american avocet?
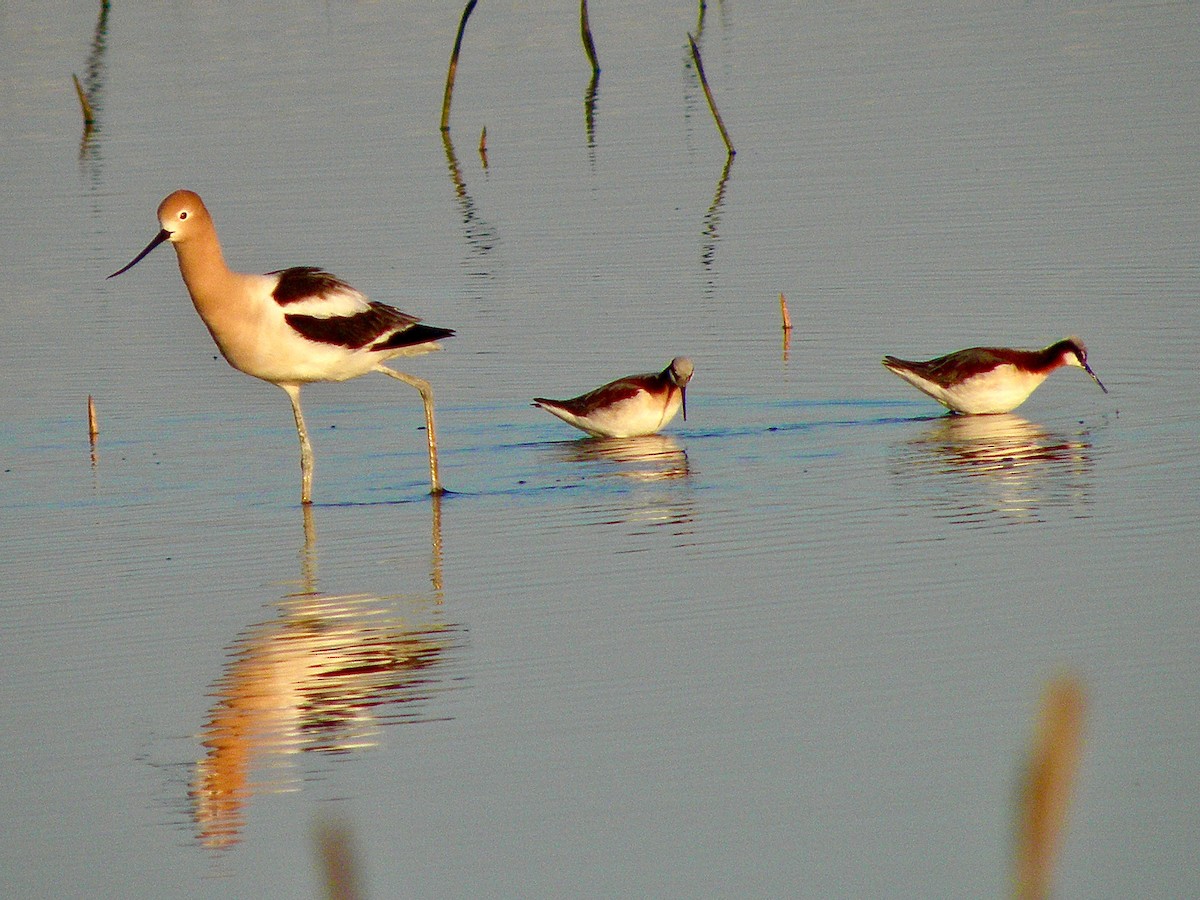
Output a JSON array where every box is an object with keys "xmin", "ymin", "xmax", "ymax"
[
  {"xmin": 108, "ymin": 190, "xmax": 454, "ymax": 502},
  {"xmin": 882, "ymin": 337, "xmax": 1107, "ymax": 415},
  {"xmin": 533, "ymin": 357, "xmax": 694, "ymax": 438}
]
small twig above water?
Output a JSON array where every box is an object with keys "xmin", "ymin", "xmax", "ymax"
[
  {"xmin": 780, "ymin": 294, "xmax": 793, "ymax": 360},
  {"xmin": 87, "ymin": 394, "xmax": 99, "ymax": 444}
]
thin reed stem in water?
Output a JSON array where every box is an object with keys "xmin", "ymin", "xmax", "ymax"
[
  {"xmin": 580, "ymin": 0, "xmax": 600, "ymax": 75},
  {"xmin": 72, "ymin": 73, "xmax": 95, "ymax": 126},
  {"xmin": 441, "ymin": 0, "xmax": 479, "ymax": 132},
  {"xmin": 687, "ymin": 33, "xmax": 734, "ymax": 157}
]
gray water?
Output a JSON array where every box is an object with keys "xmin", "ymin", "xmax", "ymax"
[{"xmin": 2, "ymin": 1, "xmax": 1198, "ymax": 897}]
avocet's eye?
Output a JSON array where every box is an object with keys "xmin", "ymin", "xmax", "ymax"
[{"xmin": 179, "ymin": 211, "xmax": 188, "ymax": 220}]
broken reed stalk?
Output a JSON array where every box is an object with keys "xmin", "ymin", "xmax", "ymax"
[
  {"xmin": 687, "ymin": 33, "xmax": 734, "ymax": 157},
  {"xmin": 779, "ymin": 293, "xmax": 793, "ymax": 331},
  {"xmin": 87, "ymin": 394, "xmax": 99, "ymax": 443},
  {"xmin": 780, "ymin": 294, "xmax": 792, "ymax": 361},
  {"xmin": 72, "ymin": 73, "xmax": 95, "ymax": 126},
  {"xmin": 479, "ymin": 125, "xmax": 489, "ymax": 168},
  {"xmin": 440, "ymin": 0, "xmax": 479, "ymax": 132},
  {"xmin": 1014, "ymin": 674, "xmax": 1087, "ymax": 900},
  {"xmin": 580, "ymin": 0, "xmax": 600, "ymax": 75}
]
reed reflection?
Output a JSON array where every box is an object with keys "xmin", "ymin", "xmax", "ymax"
[
  {"xmin": 580, "ymin": 0, "xmax": 600, "ymax": 157},
  {"xmin": 75, "ymin": 0, "xmax": 110, "ymax": 166},
  {"xmin": 441, "ymin": 128, "xmax": 497, "ymax": 261},
  {"xmin": 692, "ymin": 0, "xmax": 733, "ymax": 40},
  {"xmin": 890, "ymin": 414, "xmax": 1096, "ymax": 525},
  {"xmin": 681, "ymin": 22, "xmax": 736, "ymax": 294},
  {"xmin": 700, "ymin": 155, "xmax": 733, "ymax": 289},
  {"xmin": 191, "ymin": 501, "xmax": 459, "ymax": 849}
]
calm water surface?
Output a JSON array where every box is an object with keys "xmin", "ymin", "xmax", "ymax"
[{"xmin": 2, "ymin": 1, "xmax": 1198, "ymax": 897}]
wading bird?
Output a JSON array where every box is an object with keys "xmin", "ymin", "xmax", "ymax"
[
  {"xmin": 882, "ymin": 338, "xmax": 1106, "ymax": 414},
  {"xmin": 109, "ymin": 190, "xmax": 453, "ymax": 502},
  {"xmin": 534, "ymin": 357, "xmax": 694, "ymax": 438}
]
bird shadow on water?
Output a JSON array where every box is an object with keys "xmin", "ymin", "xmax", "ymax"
[
  {"xmin": 187, "ymin": 501, "xmax": 464, "ymax": 851},
  {"xmin": 887, "ymin": 413, "xmax": 1101, "ymax": 528}
]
